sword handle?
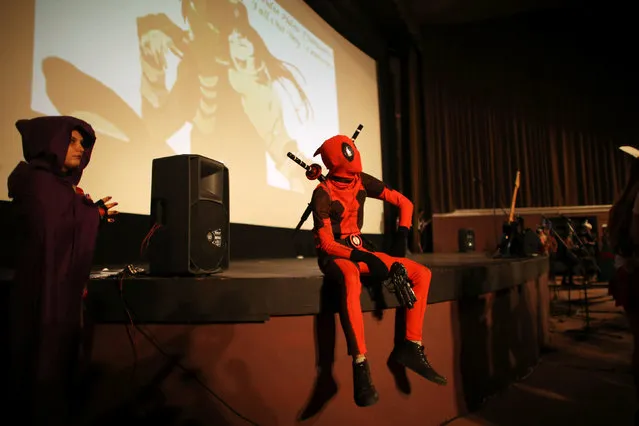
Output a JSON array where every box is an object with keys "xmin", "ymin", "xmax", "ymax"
[
  {"xmin": 351, "ymin": 124, "xmax": 363, "ymax": 141},
  {"xmin": 287, "ymin": 152, "xmax": 326, "ymax": 182}
]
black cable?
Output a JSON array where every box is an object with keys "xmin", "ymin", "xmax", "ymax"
[
  {"xmin": 119, "ymin": 274, "xmax": 139, "ymax": 381},
  {"xmin": 117, "ymin": 267, "xmax": 261, "ymax": 426}
]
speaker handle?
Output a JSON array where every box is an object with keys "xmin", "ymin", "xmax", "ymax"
[{"xmin": 151, "ymin": 198, "xmax": 166, "ymax": 226}]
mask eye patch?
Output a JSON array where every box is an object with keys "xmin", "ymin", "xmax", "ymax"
[{"xmin": 341, "ymin": 142, "xmax": 354, "ymax": 162}]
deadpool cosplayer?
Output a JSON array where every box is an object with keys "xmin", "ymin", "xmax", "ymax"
[{"xmin": 310, "ymin": 134, "xmax": 447, "ymax": 407}]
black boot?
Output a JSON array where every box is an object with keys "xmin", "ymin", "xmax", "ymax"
[
  {"xmin": 352, "ymin": 360, "xmax": 379, "ymax": 407},
  {"xmin": 389, "ymin": 340, "xmax": 447, "ymax": 386}
]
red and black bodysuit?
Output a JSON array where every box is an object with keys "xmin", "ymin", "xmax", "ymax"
[
  {"xmin": 310, "ymin": 134, "xmax": 446, "ymax": 407},
  {"xmin": 311, "ymin": 134, "xmax": 431, "ymax": 355}
]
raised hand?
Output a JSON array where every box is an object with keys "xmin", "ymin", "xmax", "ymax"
[{"xmin": 92, "ymin": 195, "xmax": 119, "ymax": 223}]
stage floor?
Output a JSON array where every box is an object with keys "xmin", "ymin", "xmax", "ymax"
[
  {"xmin": 85, "ymin": 252, "xmax": 548, "ymax": 323},
  {"xmin": 0, "ymin": 252, "xmax": 549, "ymax": 323},
  {"xmin": 90, "ymin": 252, "xmax": 530, "ymax": 279}
]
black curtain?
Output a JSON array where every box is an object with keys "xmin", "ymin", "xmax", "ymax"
[{"xmin": 404, "ymin": 8, "xmax": 639, "ymax": 213}]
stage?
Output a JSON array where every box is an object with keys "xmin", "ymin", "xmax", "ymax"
[
  {"xmin": 1, "ymin": 252, "xmax": 547, "ymax": 323},
  {"xmin": 82, "ymin": 252, "xmax": 547, "ymax": 323},
  {"xmin": 0, "ymin": 252, "xmax": 551, "ymax": 425}
]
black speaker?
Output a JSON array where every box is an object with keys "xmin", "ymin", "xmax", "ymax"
[
  {"xmin": 149, "ymin": 155, "xmax": 230, "ymax": 276},
  {"xmin": 522, "ymin": 229, "xmax": 542, "ymax": 257},
  {"xmin": 458, "ymin": 228, "xmax": 476, "ymax": 252}
]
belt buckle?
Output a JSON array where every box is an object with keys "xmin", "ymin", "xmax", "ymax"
[{"xmin": 348, "ymin": 234, "xmax": 362, "ymax": 248}]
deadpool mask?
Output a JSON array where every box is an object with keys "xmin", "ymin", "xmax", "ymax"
[{"xmin": 313, "ymin": 134, "xmax": 362, "ymax": 178}]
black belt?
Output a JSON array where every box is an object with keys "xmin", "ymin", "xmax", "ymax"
[{"xmin": 336, "ymin": 234, "xmax": 376, "ymax": 251}]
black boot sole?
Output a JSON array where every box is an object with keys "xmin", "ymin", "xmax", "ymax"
[
  {"xmin": 390, "ymin": 351, "xmax": 448, "ymax": 386},
  {"xmin": 355, "ymin": 391, "xmax": 379, "ymax": 407},
  {"xmin": 386, "ymin": 356, "xmax": 411, "ymax": 395}
]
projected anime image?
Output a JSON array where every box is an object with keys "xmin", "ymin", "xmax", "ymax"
[{"xmin": 31, "ymin": 0, "xmax": 339, "ymax": 196}]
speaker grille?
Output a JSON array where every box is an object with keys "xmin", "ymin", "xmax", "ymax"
[{"xmin": 190, "ymin": 200, "xmax": 229, "ymax": 272}]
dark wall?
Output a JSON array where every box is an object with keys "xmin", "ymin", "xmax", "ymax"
[{"xmin": 422, "ymin": 6, "xmax": 638, "ymax": 133}]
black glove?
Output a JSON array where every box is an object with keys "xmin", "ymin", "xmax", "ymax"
[
  {"xmin": 389, "ymin": 226, "xmax": 409, "ymax": 257},
  {"xmin": 350, "ymin": 250, "xmax": 389, "ymax": 279},
  {"xmin": 95, "ymin": 199, "xmax": 109, "ymax": 224}
]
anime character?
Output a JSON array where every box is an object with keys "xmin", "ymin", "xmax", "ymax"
[
  {"xmin": 41, "ymin": 0, "xmax": 315, "ymax": 194},
  {"xmin": 137, "ymin": 0, "xmax": 313, "ymax": 189}
]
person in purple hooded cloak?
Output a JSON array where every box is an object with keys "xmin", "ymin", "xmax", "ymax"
[{"xmin": 6, "ymin": 116, "xmax": 118, "ymax": 425}]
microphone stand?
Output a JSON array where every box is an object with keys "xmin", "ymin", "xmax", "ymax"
[
  {"xmin": 474, "ymin": 177, "xmax": 508, "ymax": 256},
  {"xmin": 287, "ymin": 153, "xmax": 325, "ymax": 259},
  {"xmin": 543, "ymin": 216, "xmax": 577, "ymax": 315},
  {"xmin": 561, "ymin": 216, "xmax": 601, "ymax": 336}
]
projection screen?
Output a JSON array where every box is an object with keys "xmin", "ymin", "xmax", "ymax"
[{"xmin": 2, "ymin": 0, "xmax": 384, "ymax": 233}]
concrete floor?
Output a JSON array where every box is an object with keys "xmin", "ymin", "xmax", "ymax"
[{"xmin": 447, "ymin": 282, "xmax": 636, "ymax": 426}]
